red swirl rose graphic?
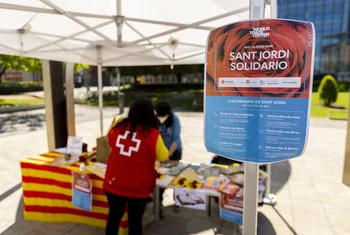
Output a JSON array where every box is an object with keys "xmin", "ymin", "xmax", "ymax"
[{"xmin": 206, "ymin": 19, "xmax": 313, "ymax": 98}]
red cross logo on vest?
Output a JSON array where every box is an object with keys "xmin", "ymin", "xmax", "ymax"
[{"xmin": 116, "ymin": 131, "xmax": 141, "ymax": 157}]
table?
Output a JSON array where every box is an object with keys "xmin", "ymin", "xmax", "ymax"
[
  {"xmin": 20, "ymin": 152, "xmax": 265, "ymax": 232},
  {"xmin": 20, "ymin": 152, "xmax": 129, "ymax": 235},
  {"xmin": 154, "ymin": 172, "xmax": 220, "ymax": 219},
  {"xmin": 154, "ymin": 167, "xmax": 265, "ymax": 220}
]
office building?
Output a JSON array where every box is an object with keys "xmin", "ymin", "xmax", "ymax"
[{"xmin": 278, "ymin": 0, "xmax": 350, "ymax": 80}]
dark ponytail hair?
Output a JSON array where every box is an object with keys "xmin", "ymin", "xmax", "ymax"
[
  {"xmin": 155, "ymin": 101, "xmax": 174, "ymax": 128},
  {"xmin": 116, "ymin": 98, "xmax": 158, "ymax": 137}
]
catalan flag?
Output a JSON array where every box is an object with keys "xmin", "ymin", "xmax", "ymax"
[{"xmin": 20, "ymin": 152, "xmax": 128, "ymax": 235}]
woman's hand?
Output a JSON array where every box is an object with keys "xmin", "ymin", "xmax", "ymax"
[{"xmin": 168, "ymin": 142, "xmax": 178, "ymax": 158}]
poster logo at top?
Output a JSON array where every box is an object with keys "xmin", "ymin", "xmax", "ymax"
[{"xmin": 204, "ymin": 19, "xmax": 315, "ymax": 163}]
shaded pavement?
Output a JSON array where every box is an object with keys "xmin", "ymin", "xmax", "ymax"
[{"xmin": 0, "ymin": 105, "xmax": 350, "ymax": 234}]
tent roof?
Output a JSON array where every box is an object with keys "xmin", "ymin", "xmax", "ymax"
[{"xmin": 0, "ymin": 0, "xmax": 272, "ymax": 66}]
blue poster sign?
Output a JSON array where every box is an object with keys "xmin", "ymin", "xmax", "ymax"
[
  {"xmin": 204, "ymin": 19, "xmax": 315, "ymax": 163},
  {"xmin": 220, "ymin": 193, "xmax": 243, "ymax": 225},
  {"xmin": 72, "ymin": 171, "xmax": 92, "ymax": 211}
]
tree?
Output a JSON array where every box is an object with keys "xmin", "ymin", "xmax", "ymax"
[
  {"xmin": 318, "ymin": 74, "xmax": 339, "ymax": 106},
  {"xmin": 74, "ymin": 63, "xmax": 89, "ymax": 72},
  {"xmin": 171, "ymin": 64, "xmax": 203, "ymax": 91},
  {"xmin": 0, "ymin": 54, "xmax": 90, "ymax": 84},
  {"xmin": 118, "ymin": 64, "xmax": 203, "ymax": 90},
  {"xmin": 0, "ymin": 55, "xmax": 42, "ymax": 83}
]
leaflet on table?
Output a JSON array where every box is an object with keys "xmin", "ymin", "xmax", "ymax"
[
  {"xmin": 174, "ymin": 188, "xmax": 206, "ymax": 211},
  {"xmin": 217, "ymin": 182, "xmax": 240, "ymax": 196},
  {"xmin": 85, "ymin": 162, "xmax": 107, "ymax": 179},
  {"xmin": 204, "ymin": 19, "xmax": 315, "ymax": 163},
  {"xmin": 196, "ymin": 163, "xmax": 221, "ymax": 178},
  {"xmin": 72, "ymin": 171, "xmax": 92, "ymax": 211},
  {"xmin": 203, "ymin": 174, "xmax": 230, "ymax": 190},
  {"xmin": 171, "ymin": 168, "xmax": 203, "ymax": 190},
  {"xmin": 164, "ymin": 163, "xmax": 190, "ymax": 176},
  {"xmin": 67, "ymin": 136, "xmax": 83, "ymax": 157},
  {"xmin": 55, "ymin": 147, "xmax": 68, "ymax": 154}
]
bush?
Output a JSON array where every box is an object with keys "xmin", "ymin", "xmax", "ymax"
[
  {"xmin": 312, "ymin": 80, "xmax": 321, "ymax": 92},
  {"xmin": 131, "ymin": 83, "xmax": 204, "ymax": 92},
  {"xmin": 313, "ymin": 80, "xmax": 349, "ymax": 92},
  {"xmin": 0, "ymin": 83, "xmax": 43, "ymax": 95},
  {"xmin": 2, "ymin": 81, "xmax": 43, "ymax": 85},
  {"xmin": 318, "ymin": 75, "xmax": 339, "ymax": 106},
  {"xmin": 338, "ymin": 81, "xmax": 350, "ymax": 92}
]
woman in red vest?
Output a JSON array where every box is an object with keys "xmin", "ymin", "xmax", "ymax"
[{"xmin": 103, "ymin": 98, "xmax": 169, "ymax": 235}]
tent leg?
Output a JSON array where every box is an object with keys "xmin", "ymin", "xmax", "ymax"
[
  {"xmin": 116, "ymin": 0, "xmax": 123, "ymax": 47},
  {"xmin": 116, "ymin": 67, "xmax": 124, "ymax": 114},
  {"xmin": 343, "ymin": 95, "xmax": 350, "ymax": 186},
  {"xmin": 97, "ymin": 46, "xmax": 104, "ymax": 136},
  {"xmin": 117, "ymin": 67, "xmax": 121, "ymax": 96},
  {"xmin": 65, "ymin": 62, "xmax": 76, "ymax": 136},
  {"xmin": 42, "ymin": 60, "xmax": 55, "ymax": 151},
  {"xmin": 270, "ymin": 0, "xmax": 277, "ymax": 18},
  {"xmin": 42, "ymin": 60, "xmax": 68, "ymax": 150},
  {"xmin": 243, "ymin": 163, "xmax": 259, "ymax": 235},
  {"xmin": 263, "ymin": 164, "xmax": 277, "ymax": 205},
  {"xmin": 243, "ymin": 1, "xmax": 265, "ymax": 235},
  {"xmin": 263, "ymin": 0, "xmax": 278, "ymax": 207}
]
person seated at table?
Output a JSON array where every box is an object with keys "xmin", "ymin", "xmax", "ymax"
[
  {"xmin": 103, "ymin": 98, "xmax": 169, "ymax": 235},
  {"xmin": 155, "ymin": 101, "xmax": 182, "ymax": 217}
]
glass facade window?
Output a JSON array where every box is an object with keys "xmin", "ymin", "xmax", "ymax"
[{"xmin": 277, "ymin": 0, "xmax": 350, "ymax": 80}]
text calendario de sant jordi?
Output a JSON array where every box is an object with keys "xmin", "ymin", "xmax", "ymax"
[{"xmin": 204, "ymin": 19, "xmax": 315, "ymax": 164}]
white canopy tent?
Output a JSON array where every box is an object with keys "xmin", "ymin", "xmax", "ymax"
[
  {"xmin": 0, "ymin": 0, "xmax": 274, "ymax": 136},
  {"xmin": 0, "ymin": 1, "xmax": 292, "ymax": 231},
  {"xmin": 0, "ymin": 0, "xmax": 273, "ymax": 66}
]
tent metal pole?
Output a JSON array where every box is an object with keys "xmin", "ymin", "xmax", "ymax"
[
  {"xmin": 125, "ymin": 22, "xmax": 170, "ymax": 58},
  {"xmin": 39, "ymin": 0, "xmax": 119, "ymax": 47},
  {"xmin": 0, "ymin": 2, "xmax": 113, "ymax": 19},
  {"xmin": 125, "ymin": 22, "xmax": 171, "ymax": 59},
  {"xmin": 116, "ymin": 67, "xmax": 121, "ymax": 96},
  {"xmin": 125, "ymin": 17, "xmax": 213, "ymax": 30},
  {"xmin": 116, "ymin": 67, "xmax": 124, "ymax": 114},
  {"xmin": 116, "ymin": 0, "xmax": 124, "ymax": 113},
  {"xmin": 27, "ymin": 31, "xmax": 93, "ymax": 43},
  {"xmin": 42, "ymin": 60, "xmax": 55, "ymax": 151},
  {"xmin": 270, "ymin": 0, "xmax": 278, "ymax": 18},
  {"xmin": 65, "ymin": 63, "xmax": 76, "ymax": 137},
  {"xmin": 0, "ymin": 29, "xmax": 17, "ymax": 33},
  {"xmin": 27, "ymin": 20, "xmax": 114, "ymax": 53},
  {"xmin": 102, "ymin": 44, "xmax": 168, "ymax": 64},
  {"xmin": 117, "ymin": 0, "xmax": 121, "ymax": 15},
  {"xmin": 175, "ymin": 52, "xmax": 205, "ymax": 61},
  {"xmin": 97, "ymin": 45, "xmax": 104, "ymax": 136},
  {"xmin": 178, "ymin": 42, "xmax": 206, "ymax": 48},
  {"xmin": 243, "ymin": 1, "xmax": 265, "ymax": 235},
  {"xmin": 0, "ymin": 43, "xmax": 20, "ymax": 53},
  {"xmin": 28, "ymin": 33, "xmax": 97, "ymax": 64},
  {"xmin": 0, "ymin": 2, "xmax": 212, "ymax": 31},
  {"xmin": 262, "ymin": 0, "xmax": 278, "ymax": 207},
  {"xmin": 126, "ymin": 6, "xmax": 249, "ymax": 46},
  {"xmin": 343, "ymin": 94, "xmax": 350, "ymax": 185},
  {"xmin": 116, "ymin": 0, "xmax": 123, "ymax": 47},
  {"xmin": 37, "ymin": 46, "xmax": 96, "ymax": 53}
]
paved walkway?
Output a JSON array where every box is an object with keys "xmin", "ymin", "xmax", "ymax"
[
  {"xmin": 0, "ymin": 106, "xmax": 350, "ymax": 234},
  {"xmin": 25, "ymin": 86, "xmax": 119, "ymax": 100}
]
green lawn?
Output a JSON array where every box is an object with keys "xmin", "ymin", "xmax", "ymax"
[
  {"xmin": 0, "ymin": 98, "xmax": 43, "ymax": 106},
  {"xmin": 86, "ymin": 90, "xmax": 350, "ymax": 119},
  {"xmin": 311, "ymin": 92, "xmax": 349, "ymax": 118}
]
